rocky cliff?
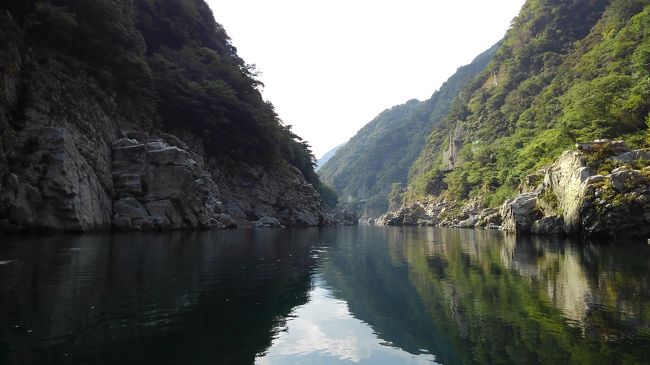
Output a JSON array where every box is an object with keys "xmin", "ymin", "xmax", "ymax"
[
  {"xmin": 403, "ymin": 0, "xmax": 650, "ymax": 231},
  {"xmin": 0, "ymin": 1, "xmax": 327, "ymax": 233},
  {"xmin": 377, "ymin": 141, "xmax": 650, "ymax": 238}
]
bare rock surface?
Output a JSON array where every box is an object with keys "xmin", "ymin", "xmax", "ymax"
[
  {"xmin": 111, "ymin": 132, "xmax": 226, "ymax": 231},
  {"xmin": 378, "ymin": 141, "xmax": 650, "ymax": 238},
  {"xmin": 1, "ymin": 127, "xmax": 112, "ymax": 232}
]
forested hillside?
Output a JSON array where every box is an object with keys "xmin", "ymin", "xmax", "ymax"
[
  {"xmin": 2, "ymin": 0, "xmax": 318, "ymax": 180},
  {"xmin": 0, "ymin": 0, "xmax": 328, "ymax": 231},
  {"xmin": 318, "ymin": 44, "xmax": 498, "ymax": 217},
  {"xmin": 408, "ymin": 0, "xmax": 650, "ymax": 207}
]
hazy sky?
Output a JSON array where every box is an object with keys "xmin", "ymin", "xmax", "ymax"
[{"xmin": 207, "ymin": 0, "xmax": 526, "ymax": 157}]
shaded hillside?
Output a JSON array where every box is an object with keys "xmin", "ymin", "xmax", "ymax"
[
  {"xmin": 0, "ymin": 0, "xmax": 327, "ymax": 232},
  {"xmin": 408, "ymin": 0, "xmax": 650, "ymax": 207},
  {"xmin": 318, "ymin": 44, "xmax": 498, "ymax": 217}
]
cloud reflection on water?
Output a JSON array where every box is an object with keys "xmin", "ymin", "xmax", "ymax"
[{"xmin": 256, "ymin": 276, "xmax": 438, "ymax": 365}]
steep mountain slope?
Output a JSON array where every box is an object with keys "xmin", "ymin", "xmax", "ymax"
[
  {"xmin": 316, "ymin": 143, "xmax": 345, "ymax": 171},
  {"xmin": 408, "ymin": 0, "xmax": 650, "ymax": 207},
  {"xmin": 318, "ymin": 44, "xmax": 498, "ymax": 217},
  {"xmin": 0, "ymin": 0, "xmax": 326, "ymax": 232}
]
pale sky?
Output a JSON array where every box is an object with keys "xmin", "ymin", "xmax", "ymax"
[{"xmin": 206, "ymin": 0, "xmax": 526, "ymax": 157}]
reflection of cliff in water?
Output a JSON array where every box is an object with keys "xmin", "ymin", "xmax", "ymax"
[
  {"xmin": 319, "ymin": 227, "xmax": 460, "ymax": 364},
  {"xmin": 506, "ymin": 235, "xmax": 650, "ymax": 339},
  {"xmin": 321, "ymin": 227, "xmax": 650, "ymax": 365},
  {"xmin": 0, "ymin": 230, "xmax": 319, "ymax": 365}
]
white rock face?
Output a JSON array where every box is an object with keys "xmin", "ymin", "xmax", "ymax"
[
  {"xmin": 501, "ymin": 148, "xmax": 650, "ymax": 237},
  {"xmin": 543, "ymin": 151, "xmax": 593, "ymax": 234},
  {"xmin": 500, "ymin": 192, "xmax": 542, "ymax": 233}
]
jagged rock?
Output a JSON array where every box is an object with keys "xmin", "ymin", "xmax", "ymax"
[
  {"xmin": 144, "ymin": 200, "xmax": 184, "ymax": 229},
  {"xmin": 255, "ymin": 216, "xmax": 284, "ymax": 228},
  {"xmin": 543, "ymin": 151, "xmax": 593, "ymax": 234},
  {"xmin": 500, "ymin": 192, "xmax": 542, "ymax": 233},
  {"xmin": 457, "ymin": 216, "xmax": 479, "ymax": 228},
  {"xmin": 502, "ymin": 146, "xmax": 650, "ymax": 237},
  {"xmin": 215, "ymin": 213, "xmax": 238, "ymax": 229},
  {"xmin": 580, "ymin": 165, "xmax": 650, "ymax": 237},
  {"xmin": 0, "ymin": 127, "xmax": 112, "ymax": 232},
  {"xmin": 114, "ymin": 174, "xmax": 142, "ymax": 195},
  {"xmin": 112, "ymin": 138, "xmax": 139, "ymax": 149},
  {"xmin": 475, "ymin": 210, "xmax": 502, "ymax": 228},
  {"xmin": 609, "ymin": 168, "xmax": 643, "ymax": 192},
  {"xmin": 112, "ymin": 197, "xmax": 156, "ymax": 231},
  {"xmin": 531, "ymin": 216, "xmax": 564, "ymax": 235},
  {"xmin": 576, "ymin": 139, "xmax": 629, "ymax": 155},
  {"xmin": 612, "ymin": 148, "xmax": 650, "ymax": 163},
  {"xmin": 111, "ymin": 132, "xmax": 223, "ymax": 231},
  {"xmin": 213, "ymin": 163, "xmax": 326, "ymax": 227}
]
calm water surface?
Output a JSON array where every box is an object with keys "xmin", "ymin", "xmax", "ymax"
[{"xmin": 0, "ymin": 227, "xmax": 649, "ymax": 364}]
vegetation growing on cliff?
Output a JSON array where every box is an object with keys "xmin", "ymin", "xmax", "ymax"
[
  {"xmin": 318, "ymin": 44, "xmax": 498, "ymax": 216},
  {"xmin": 409, "ymin": 0, "xmax": 650, "ymax": 207},
  {"xmin": 2, "ymin": 0, "xmax": 324, "ymax": 191}
]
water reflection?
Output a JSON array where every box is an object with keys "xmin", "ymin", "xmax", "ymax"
[
  {"xmin": 257, "ymin": 276, "xmax": 437, "ymax": 364},
  {"xmin": 320, "ymin": 227, "xmax": 650, "ymax": 365},
  {"xmin": 0, "ymin": 230, "xmax": 319, "ymax": 364},
  {"xmin": 1, "ymin": 227, "xmax": 649, "ymax": 364}
]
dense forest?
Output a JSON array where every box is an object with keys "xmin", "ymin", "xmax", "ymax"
[
  {"xmin": 1, "ymin": 0, "xmax": 324, "ymax": 193},
  {"xmin": 408, "ymin": 0, "xmax": 650, "ymax": 207},
  {"xmin": 318, "ymin": 44, "xmax": 498, "ymax": 217}
]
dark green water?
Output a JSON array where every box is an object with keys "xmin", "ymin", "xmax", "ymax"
[{"xmin": 0, "ymin": 227, "xmax": 649, "ymax": 365}]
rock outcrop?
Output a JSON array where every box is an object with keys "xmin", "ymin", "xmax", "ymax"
[
  {"xmin": 378, "ymin": 142, "xmax": 650, "ymax": 238},
  {"xmin": 0, "ymin": 126, "xmax": 328, "ymax": 233},
  {"xmin": 502, "ymin": 146, "xmax": 650, "ymax": 237},
  {"xmin": 209, "ymin": 162, "xmax": 327, "ymax": 227},
  {"xmin": 0, "ymin": 127, "xmax": 112, "ymax": 232},
  {"xmin": 110, "ymin": 132, "xmax": 230, "ymax": 231}
]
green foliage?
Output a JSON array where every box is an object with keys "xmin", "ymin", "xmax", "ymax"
[
  {"xmin": 319, "ymin": 44, "xmax": 498, "ymax": 217},
  {"xmin": 410, "ymin": 0, "xmax": 650, "ymax": 207},
  {"xmin": 387, "ymin": 183, "xmax": 404, "ymax": 211},
  {"xmin": 5, "ymin": 0, "xmax": 325, "ymax": 194},
  {"xmin": 316, "ymin": 182, "xmax": 339, "ymax": 208}
]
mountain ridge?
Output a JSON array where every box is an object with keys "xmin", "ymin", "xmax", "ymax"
[{"xmin": 319, "ymin": 43, "xmax": 499, "ymax": 217}]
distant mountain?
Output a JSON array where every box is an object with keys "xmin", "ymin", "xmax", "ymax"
[
  {"xmin": 318, "ymin": 44, "xmax": 498, "ymax": 217},
  {"xmin": 316, "ymin": 143, "xmax": 346, "ymax": 171}
]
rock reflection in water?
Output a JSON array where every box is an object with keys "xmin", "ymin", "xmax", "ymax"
[
  {"xmin": 319, "ymin": 227, "xmax": 650, "ymax": 365},
  {"xmin": 0, "ymin": 230, "xmax": 318, "ymax": 364}
]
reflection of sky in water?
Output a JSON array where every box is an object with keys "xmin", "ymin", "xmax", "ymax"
[{"xmin": 256, "ymin": 277, "xmax": 438, "ymax": 365}]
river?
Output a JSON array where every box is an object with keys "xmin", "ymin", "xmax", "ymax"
[{"xmin": 1, "ymin": 227, "xmax": 649, "ymax": 364}]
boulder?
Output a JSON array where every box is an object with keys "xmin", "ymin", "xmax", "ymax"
[
  {"xmin": 500, "ymin": 192, "xmax": 542, "ymax": 233},
  {"xmin": 457, "ymin": 215, "xmax": 478, "ymax": 228},
  {"xmin": 531, "ymin": 216, "xmax": 564, "ymax": 235},
  {"xmin": 255, "ymin": 216, "xmax": 284, "ymax": 228},
  {"xmin": 216, "ymin": 213, "xmax": 238, "ymax": 229}
]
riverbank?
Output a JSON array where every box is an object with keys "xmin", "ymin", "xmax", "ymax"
[{"xmin": 376, "ymin": 141, "xmax": 650, "ymax": 238}]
